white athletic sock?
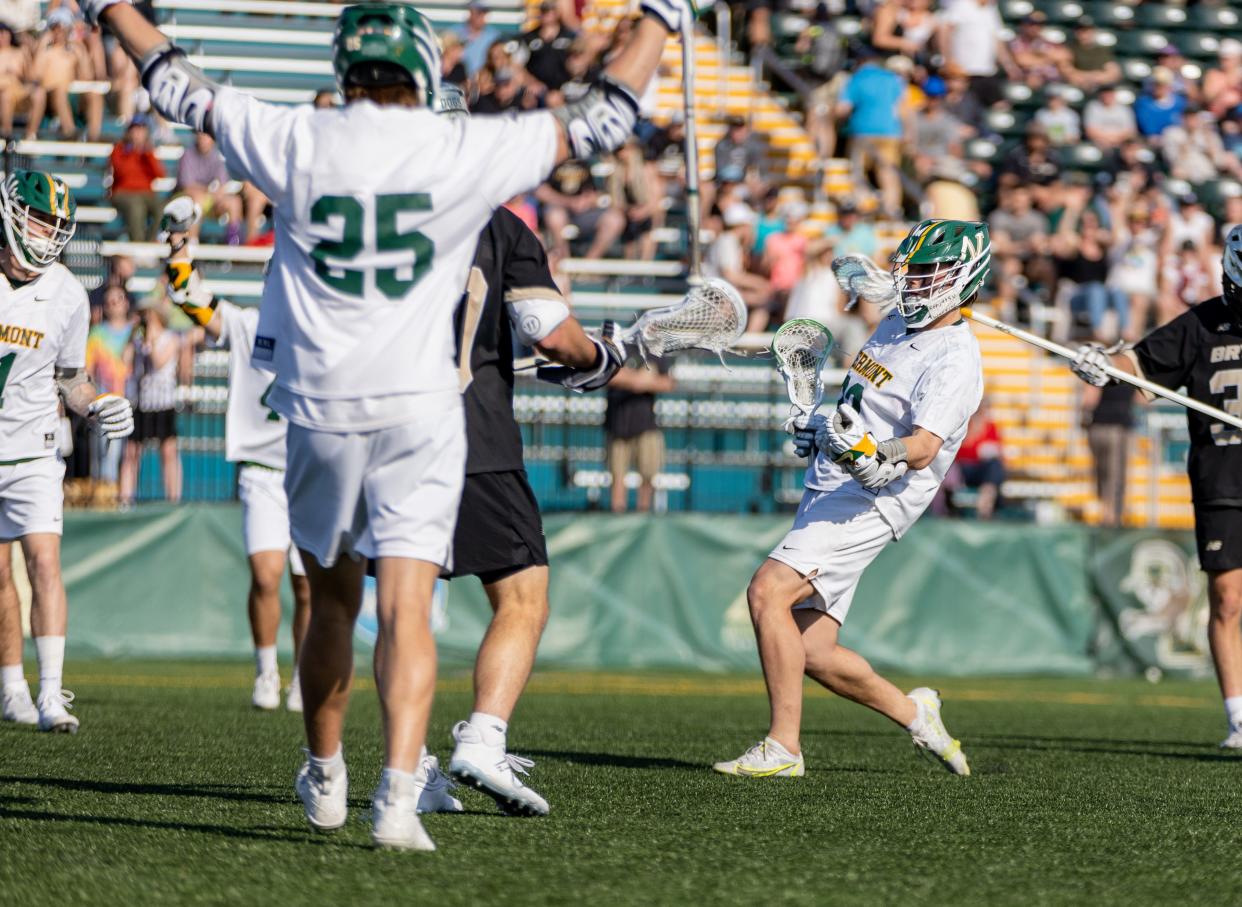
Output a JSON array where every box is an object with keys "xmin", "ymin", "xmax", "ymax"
[
  {"xmin": 2, "ymin": 663, "xmax": 26, "ymax": 688},
  {"xmin": 309, "ymin": 746, "xmax": 344, "ymax": 775},
  {"xmin": 469, "ymin": 711, "xmax": 508, "ymax": 748},
  {"xmin": 255, "ymin": 645, "xmax": 278, "ymax": 677},
  {"xmin": 35, "ymin": 636, "xmax": 64, "ymax": 699},
  {"xmin": 1225, "ymin": 696, "xmax": 1242, "ymax": 731},
  {"xmin": 289, "ymin": 665, "xmax": 300, "ymax": 689},
  {"xmin": 904, "ymin": 698, "xmax": 925, "ymax": 733},
  {"xmin": 380, "ymin": 766, "xmax": 419, "ymax": 792}
]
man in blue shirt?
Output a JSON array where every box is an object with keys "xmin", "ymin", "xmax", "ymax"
[
  {"xmin": 1134, "ymin": 66, "xmax": 1188, "ymax": 140},
  {"xmin": 835, "ymin": 52, "xmax": 909, "ymax": 217},
  {"xmin": 453, "ymin": 1, "xmax": 501, "ymax": 78}
]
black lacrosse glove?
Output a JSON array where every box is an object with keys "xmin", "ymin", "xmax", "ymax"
[{"xmin": 537, "ymin": 321, "xmax": 627, "ymax": 392}]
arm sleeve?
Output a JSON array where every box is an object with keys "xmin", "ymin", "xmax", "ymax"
[
  {"xmin": 57, "ymin": 292, "xmax": 90, "ymax": 370},
  {"xmin": 910, "ymin": 352, "xmax": 982, "ymax": 442},
  {"xmin": 209, "ymin": 87, "xmax": 300, "ymax": 204},
  {"xmin": 1129, "ymin": 312, "xmax": 1195, "ymax": 390},
  {"xmin": 463, "ymin": 112, "xmax": 561, "ymax": 209}
]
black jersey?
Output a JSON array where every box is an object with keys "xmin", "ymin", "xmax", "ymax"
[
  {"xmin": 455, "ymin": 206, "xmax": 562, "ymax": 475},
  {"xmin": 1131, "ymin": 296, "xmax": 1242, "ymax": 505}
]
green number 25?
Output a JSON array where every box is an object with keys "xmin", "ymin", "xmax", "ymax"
[{"xmin": 309, "ymin": 193, "xmax": 435, "ymax": 299}]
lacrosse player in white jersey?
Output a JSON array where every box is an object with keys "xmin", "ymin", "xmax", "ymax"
[
  {"xmin": 89, "ymin": 0, "xmax": 697, "ymax": 850},
  {"xmin": 0, "ymin": 170, "xmax": 133, "ymax": 733},
  {"xmin": 714, "ymin": 219, "xmax": 987, "ymax": 779},
  {"xmin": 159, "ymin": 197, "xmax": 311, "ymax": 714}
]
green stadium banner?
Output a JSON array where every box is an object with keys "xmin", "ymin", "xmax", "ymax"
[{"xmin": 25, "ymin": 506, "xmax": 1203, "ymax": 676}]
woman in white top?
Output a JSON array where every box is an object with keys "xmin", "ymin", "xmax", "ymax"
[
  {"xmin": 120, "ymin": 298, "xmax": 183, "ymax": 504},
  {"xmin": 872, "ymin": 0, "xmax": 937, "ymax": 62}
]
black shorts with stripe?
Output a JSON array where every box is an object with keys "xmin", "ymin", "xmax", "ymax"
[
  {"xmin": 1194, "ymin": 504, "xmax": 1242, "ymax": 573},
  {"xmin": 446, "ymin": 469, "xmax": 548, "ymax": 584}
]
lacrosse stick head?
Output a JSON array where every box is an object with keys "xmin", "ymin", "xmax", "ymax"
[
  {"xmin": 621, "ymin": 277, "xmax": 747, "ymax": 358},
  {"xmin": 772, "ymin": 318, "xmax": 834, "ymax": 415},
  {"xmin": 831, "ymin": 254, "xmax": 899, "ymax": 312}
]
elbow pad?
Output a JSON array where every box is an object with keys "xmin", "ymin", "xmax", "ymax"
[
  {"xmin": 140, "ymin": 43, "xmax": 218, "ymax": 133},
  {"xmin": 507, "ymin": 294, "xmax": 570, "ymax": 346},
  {"xmin": 552, "ymin": 77, "xmax": 639, "ymax": 159}
]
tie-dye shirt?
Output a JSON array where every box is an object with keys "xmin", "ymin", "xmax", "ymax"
[{"xmin": 86, "ymin": 322, "xmax": 132, "ymax": 396}]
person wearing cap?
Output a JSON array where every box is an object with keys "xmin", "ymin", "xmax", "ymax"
[
  {"xmin": 108, "ymin": 116, "xmax": 166, "ymax": 241},
  {"xmin": 835, "ymin": 48, "xmax": 908, "ymax": 217},
  {"xmin": 1164, "ymin": 108, "xmax": 1242, "ymax": 183},
  {"xmin": 1134, "ymin": 67, "xmax": 1188, "ymax": 141},
  {"xmin": 707, "ymin": 201, "xmax": 773, "ymax": 330},
  {"xmin": 1154, "ymin": 44, "xmax": 1198, "ymax": 104},
  {"xmin": 824, "ymin": 198, "xmax": 878, "ymax": 261},
  {"xmin": 713, "ymin": 114, "xmax": 768, "ymax": 190},
  {"xmin": 1059, "ymin": 17, "xmax": 1120, "ymax": 91},
  {"xmin": 1033, "ymin": 87, "xmax": 1081, "ymax": 146},
  {"xmin": 1204, "ymin": 38, "xmax": 1242, "ymax": 120},
  {"xmin": 452, "ymin": 1, "xmax": 500, "ymax": 78},
  {"xmin": 1083, "ymin": 84, "xmax": 1137, "ymax": 149}
]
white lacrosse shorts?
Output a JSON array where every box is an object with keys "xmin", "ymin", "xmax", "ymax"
[
  {"xmin": 0, "ymin": 454, "xmax": 65, "ymax": 540},
  {"xmin": 238, "ymin": 463, "xmax": 305, "ymax": 576},
  {"xmin": 284, "ymin": 405, "xmax": 466, "ymax": 570},
  {"xmin": 766, "ymin": 488, "xmax": 895, "ymax": 626}
]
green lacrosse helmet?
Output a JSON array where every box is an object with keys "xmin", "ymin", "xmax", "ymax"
[
  {"xmin": 0, "ymin": 169, "xmax": 76, "ymax": 274},
  {"xmin": 890, "ymin": 219, "xmax": 990, "ymax": 329},
  {"xmin": 332, "ymin": 3, "xmax": 441, "ymax": 105}
]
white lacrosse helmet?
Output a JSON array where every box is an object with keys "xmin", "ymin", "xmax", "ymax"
[
  {"xmin": 0, "ymin": 169, "xmax": 76, "ymax": 274},
  {"xmin": 1224, "ymin": 223, "xmax": 1242, "ymax": 316},
  {"xmin": 890, "ymin": 219, "xmax": 991, "ymax": 329}
]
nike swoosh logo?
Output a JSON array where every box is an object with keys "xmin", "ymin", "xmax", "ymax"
[{"xmin": 781, "ymin": 545, "xmax": 795, "ymax": 550}]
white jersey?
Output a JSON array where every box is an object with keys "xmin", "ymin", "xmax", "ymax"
[
  {"xmin": 0, "ymin": 264, "xmax": 89, "ymax": 460},
  {"xmin": 209, "ymin": 89, "xmax": 560, "ymax": 432},
  {"xmin": 214, "ymin": 300, "xmax": 286, "ymax": 470},
  {"xmin": 805, "ymin": 310, "xmax": 983, "ymax": 537}
]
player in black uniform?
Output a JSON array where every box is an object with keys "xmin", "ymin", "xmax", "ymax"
[
  {"xmin": 1072, "ymin": 227, "xmax": 1242, "ymax": 747},
  {"xmin": 424, "ymin": 85, "xmax": 624, "ymax": 815}
]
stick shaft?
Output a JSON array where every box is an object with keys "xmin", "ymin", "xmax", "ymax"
[
  {"xmin": 962, "ymin": 307, "xmax": 1242, "ymax": 430},
  {"xmin": 681, "ymin": 17, "xmax": 702, "ymax": 280}
]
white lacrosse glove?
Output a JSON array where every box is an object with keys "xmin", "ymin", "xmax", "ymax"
[
  {"xmin": 80, "ymin": 0, "xmax": 129, "ymax": 26},
  {"xmin": 790, "ymin": 413, "xmax": 827, "ymax": 459},
  {"xmin": 88, "ymin": 394, "xmax": 134, "ymax": 440},
  {"xmin": 1070, "ymin": 342, "xmax": 1114, "ymax": 387},
  {"xmin": 640, "ymin": 0, "xmax": 701, "ymax": 32},
  {"xmin": 825, "ymin": 403, "xmax": 909, "ymax": 490}
]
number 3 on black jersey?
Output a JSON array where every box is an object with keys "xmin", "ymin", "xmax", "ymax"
[
  {"xmin": 309, "ymin": 193, "xmax": 435, "ymax": 299},
  {"xmin": 1210, "ymin": 369, "xmax": 1242, "ymax": 446}
]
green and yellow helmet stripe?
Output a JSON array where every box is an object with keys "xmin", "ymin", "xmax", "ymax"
[{"xmin": 1, "ymin": 169, "xmax": 77, "ymax": 273}]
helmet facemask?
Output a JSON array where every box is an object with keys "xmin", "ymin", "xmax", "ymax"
[
  {"xmin": 1224, "ymin": 224, "xmax": 1242, "ymax": 318},
  {"xmin": 1, "ymin": 173, "xmax": 75, "ymax": 274}
]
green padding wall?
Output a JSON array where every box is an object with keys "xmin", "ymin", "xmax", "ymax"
[{"xmin": 47, "ymin": 507, "xmax": 1210, "ymax": 677}]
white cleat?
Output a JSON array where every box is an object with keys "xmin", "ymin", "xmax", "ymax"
[
  {"xmin": 36, "ymin": 689, "xmax": 79, "ymax": 734},
  {"xmin": 2, "ymin": 682, "xmax": 39, "ymax": 725},
  {"xmin": 448, "ymin": 720, "xmax": 549, "ymax": 817},
  {"xmin": 712, "ymin": 736, "xmax": 805, "ymax": 777},
  {"xmin": 907, "ymin": 687, "xmax": 970, "ymax": 776},
  {"xmin": 1220, "ymin": 730, "xmax": 1242, "ymax": 749},
  {"xmin": 372, "ymin": 769, "xmax": 436, "ymax": 851},
  {"xmin": 252, "ymin": 671, "xmax": 281, "ymax": 710},
  {"xmin": 285, "ymin": 678, "xmax": 303, "ymax": 714},
  {"xmin": 294, "ymin": 751, "xmax": 348, "ymax": 832},
  {"xmin": 416, "ymin": 753, "xmax": 463, "ymax": 814}
]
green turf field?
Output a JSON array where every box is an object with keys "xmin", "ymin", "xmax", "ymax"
[{"xmin": 1, "ymin": 662, "xmax": 1240, "ymax": 906}]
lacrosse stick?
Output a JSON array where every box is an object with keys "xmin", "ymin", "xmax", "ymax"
[
  {"xmin": 831, "ymin": 253, "xmax": 898, "ymax": 311},
  {"xmin": 618, "ymin": 276, "xmax": 747, "ymax": 360},
  {"xmin": 771, "ymin": 318, "xmax": 835, "ymax": 430},
  {"xmin": 681, "ymin": 16, "xmax": 703, "ymax": 280},
  {"xmin": 960, "ymin": 307, "xmax": 1242, "ymax": 431}
]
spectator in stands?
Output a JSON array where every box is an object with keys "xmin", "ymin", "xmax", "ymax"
[
  {"xmin": 88, "ymin": 253, "xmax": 135, "ymax": 323},
  {"xmin": 107, "ymin": 33, "xmax": 140, "ymax": 126},
  {"xmin": 1034, "ymin": 89, "xmax": 1081, "ymax": 147},
  {"xmin": 1163, "ymin": 109, "xmax": 1242, "ymax": 184},
  {"xmin": 707, "ymin": 202, "xmax": 773, "ymax": 331},
  {"xmin": 454, "ymin": 1, "xmax": 500, "ymax": 78},
  {"xmin": 1164, "ymin": 239, "xmax": 1214, "ymax": 321},
  {"xmin": 176, "ymin": 132, "xmax": 243, "ymax": 245},
  {"xmin": 1169, "ymin": 194, "xmax": 1218, "ymax": 260},
  {"xmin": 0, "ymin": 24, "xmax": 28, "ymax": 138},
  {"xmin": 609, "ymin": 138, "xmax": 660, "ymax": 261},
  {"xmin": 439, "ymin": 32, "xmax": 467, "ymax": 87},
  {"xmin": 1082, "ymin": 382, "xmax": 1136, "ymax": 527},
  {"xmin": 1107, "ymin": 194, "xmax": 1162, "ymax": 337},
  {"xmin": 604, "ymin": 360, "xmax": 674, "ymax": 514},
  {"xmin": 713, "ymin": 115, "xmax": 768, "ymax": 199},
  {"xmin": 1083, "ymin": 85, "xmax": 1137, "ymax": 149},
  {"xmin": 241, "ymin": 182, "xmax": 269, "ymax": 245},
  {"xmin": 871, "ymin": 0, "xmax": 938, "ymax": 63},
  {"xmin": 520, "ymin": 1, "xmax": 575, "ymax": 95},
  {"xmin": 85, "ymin": 285, "xmax": 133, "ymax": 507},
  {"xmin": 952, "ymin": 405, "xmax": 1004, "ymax": 520},
  {"xmin": 312, "ymin": 89, "xmax": 336, "ymax": 109},
  {"xmin": 936, "ymin": 0, "xmax": 1018, "ymax": 108},
  {"xmin": 537, "ymin": 158, "xmax": 625, "ymax": 262},
  {"xmin": 835, "ymin": 49, "xmax": 908, "ymax": 217},
  {"xmin": 1059, "ymin": 18, "xmax": 1119, "ymax": 91},
  {"xmin": 989, "ymin": 184, "xmax": 1051, "ymax": 320},
  {"xmin": 1134, "ymin": 67, "xmax": 1187, "ymax": 142},
  {"xmin": 1053, "ymin": 197, "xmax": 1127, "ymax": 341},
  {"xmin": 1204, "ymin": 39, "xmax": 1242, "ymax": 120},
  {"xmin": 27, "ymin": 9, "xmax": 86, "ymax": 139},
  {"xmin": 122, "ymin": 296, "xmax": 181, "ymax": 506},
  {"xmin": 999, "ymin": 124, "xmax": 1061, "ymax": 211},
  {"xmin": 939, "ymin": 63, "xmax": 984, "ymax": 136},
  {"xmin": 762, "ymin": 195, "xmax": 809, "ymax": 314},
  {"xmin": 473, "ymin": 63, "xmax": 526, "ymax": 114},
  {"xmin": 824, "ymin": 198, "xmax": 878, "ymax": 260},
  {"xmin": 1009, "ymin": 12, "xmax": 1066, "ymax": 90},
  {"xmin": 1154, "ymin": 45, "xmax": 1197, "ymax": 105},
  {"xmin": 909, "ymin": 76, "xmax": 966, "ymax": 182},
  {"xmin": 109, "ymin": 116, "xmax": 165, "ymax": 241}
]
